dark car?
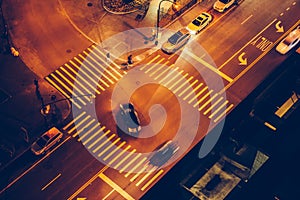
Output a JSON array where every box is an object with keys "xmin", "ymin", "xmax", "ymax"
[
  {"xmin": 119, "ymin": 103, "xmax": 141, "ymax": 136},
  {"xmin": 149, "ymin": 140, "xmax": 180, "ymax": 167}
]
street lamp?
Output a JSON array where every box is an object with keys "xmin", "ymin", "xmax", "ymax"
[{"xmin": 155, "ymin": 0, "xmax": 177, "ymax": 45}]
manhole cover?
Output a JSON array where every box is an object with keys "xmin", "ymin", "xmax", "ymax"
[
  {"xmin": 87, "ymin": 2, "xmax": 93, "ymax": 7},
  {"xmin": 66, "ymin": 49, "xmax": 72, "ymax": 53}
]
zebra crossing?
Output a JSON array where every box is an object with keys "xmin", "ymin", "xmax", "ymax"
[
  {"xmin": 139, "ymin": 54, "xmax": 234, "ymax": 123},
  {"xmin": 45, "ymin": 44, "xmax": 125, "ymax": 109},
  {"xmin": 62, "ymin": 111, "xmax": 165, "ymax": 192}
]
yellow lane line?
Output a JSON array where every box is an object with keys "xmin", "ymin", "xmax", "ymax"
[
  {"xmin": 72, "ymin": 118, "xmax": 95, "ymax": 138},
  {"xmin": 135, "ymin": 166, "xmax": 157, "ymax": 187},
  {"xmin": 193, "ymin": 88, "xmax": 211, "ymax": 108},
  {"xmin": 173, "ymin": 76, "xmax": 193, "ymax": 93},
  {"xmin": 213, "ymin": 103, "xmax": 234, "ymax": 123},
  {"xmin": 185, "ymin": 50, "xmax": 233, "ymax": 83},
  {"xmin": 63, "ymin": 111, "xmax": 86, "ymax": 131},
  {"xmin": 45, "ymin": 77, "xmax": 81, "ymax": 109},
  {"xmin": 87, "ymin": 47, "xmax": 122, "ymax": 79},
  {"xmin": 145, "ymin": 58, "xmax": 165, "ymax": 73},
  {"xmin": 124, "ymin": 157, "xmax": 147, "ymax": 178},
  {"xmin": 98, "ymin": 137, "xmax": 121, "ymax": 157},
  {"xmin": 203, "ymin": 96, "xmax": 224, "ymax": 115},
  {"xmin": 192, "ymin": 86, "xmax": 208, "ymax": 106},
  {"xmin": 88, "ymin": 129, "xmax": 110, "ymax": 149},
  {"xmin": 178, "ymin": 79, "xmax": 198, "ymax": 97},
  {"xmin": 198, "ymin": 92, "xmax": 217, "ymax": 111},
  {"xmin": 65, "ymin": 63, "xmax": 101, "ymax": 95},
  {"xmin": 119, "ymin": 153, "xmax": 141, "ymax": 173},
  {"xmin": 55, "ymin": 70, "xmax": 90, "ymax": 102},
  {"xmin": 92, "ymin": 134, "xmax": 115, "ymax": 153},
  {"xmin": 60, "ymin": 66, "xmax": 94, "ymax": 96},
  {"xmin": 184, "ymin": 83, "xmax": 203, "ymax": 101},
  {"xmin": 163, "ymin": 70, "xmax": 184, "ymax": 87},
  {"xmin": 209, "ymin": 100, "xmax": 228, "ymax": 119},
  {"xmin": 83, "ymin": 50, "xmax": 117, "ymax": 83},
  {"xmin": 68, "ymin": 115, "xmax": 91, "ymax": 135},
  {"xmin": 140, "ymin": 55, "xmax": 161, "ymax": 70},
  {"xmin": 114, "ymin": 149, "xmax": 136, "ymax": 169},
  {"xmin": 108, "ymin": 145, "xmax": 131, "ymax": 166},
  {"xmin": 41, "ymin": 173, "xmax": 61, "ymax": 191},
  {"xmin": 169, "ymin": 72, "xmax": 189, "ymax": 90},
  {"xmin": 154, "ymin": 64, "xmax": 175, "ymax": 81},
  {"xmin": 98, "ymin": 173, "xmax": 135, "ymax": 200},
  {"xmin": 77, "ymin": 121, "xmax": 100, "ymax": 141},
  {"xmin": 140, "ymin": 169, "xmax": 164, "ymax": 191},
  {"xmin": 218, "ymin": 18, "xmax": 278, "ymax": 70},
  {"xmin": 158, "ymin": 66, "xmax": 179, "ymax": 83},
  {"xmin": 103, "ymin": 141, "xmax": 126, "ymax": 161},
  {"xmin": 83, "ymin": 126, "xmax": 106, "ymax": 145},
  {"xmin": 76, "ymin": 56, "xmax": 110, "ymax": 88},
  {"xmin": 81, "ymin": 52, "xmax": 114, "ymax": 85},
  {"xmin": 149, "ymin": 60, "xmax": 169, "ymax": 77},
  {"xmin": 67, "ymin": 166, "xmax": 109, "ymax": 200},
  {"xmin": 221, "ymin": 20, "xmax": 300, "ymax": 93}
]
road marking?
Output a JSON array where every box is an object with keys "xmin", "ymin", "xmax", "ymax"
[
  {"xmin": 145, "ymin": 58, "xmax": 165, "ymax": 73},
  {"xmin": 114, "ymin": 149, "xmax": 136, "ymax": 169},
  {"xmin": 0, "ymin": 136, "xmax": 71, "ymax": 195},
  {"xmin": 63, "ymin": 111, "xmax": 86, "ymax": 131},
  {"xmin": 68, "ymin": 115, "xmax": 91, "ymax": 135},
  {"xmin": 218, "ymin": 18, "xmax": 277, "ymax": 70},
  {"xmin": 149, "ymin": 60, "xmax": 169, "ymax": 77},
  {"xmin": 184, "ymin": 82, "xmax": 203, "ymax": 101},
  {"xmin": 82, "ymin": 126, "xmax": 106, "ymax": 145},
  {"xmin": 187, "ymin": 83, "xmax": 204, "ymax": 103},
  {"xmin": 102, "ymin": 189, "xmax": 115, "ymax": 200},
  {"xmin": 68, "ymin": 166, "xmax": 109, "ymax": 200},
  {"xmin": 88, "ymin": 130, "xmax": 110, "ymax": 149},
  {"xmin": 45, "ymin": 77, "xmax": 81, "ymax": 109},
  {"xmin": 65, "ymin": 63, "xmax": 101, "ymax": 94},
  {"xmin": 203, "ymin": 96, "xmax": 224, "ymax": 115},
  {"xmin": 135, "ymin": 166, "xmax": 157, "ymax": 187},
  {"xmin": 159, "ymin": 67, "xmax": 179, "ymax": 84},
  {"xmin": 192, "ymin": 86, "xmax": 208, "ymax": 107},
  {"xmin": 178, "ymin": 79, "xmax": 198, "ymax": 97},
  {"xmin": 241, "ymin": 14, "xmax": 253, "ymax": 25},
  {"xmin": 198, "ymin": 92, "xmax": 217, "ymax": 111},
  {"xmin": 174, "ymin": 76, "xmax": 194, "ymax": 94},
  {"xmin": 98, "ymin": 173, "xmax": 135, "ymax": 200},
  {"xmin": 238, "ymin": 52, "xmax": 247, "ymax": 65},
  {"xmin": 130, "ymin": 164, "xmax": 148, "ymax": 182},
  {"xmin": 73, "ymin": 118, "xmax": 96, "ymax": 138},
  {"xmin": 98, "ymin": 137, "xmax": 121, "ymax": 157},
  {"xmin": 92, "ymin": 134, "xmax": 115, "ymax": 153},
  {"xmin": 185, "ymin": 50, "xmax": 233, "ymax": 83},
  {"xmin": 194, "ymin": 88, "xmax": 212, "ymax": 108},
  {"xmin": 77, "ymin": 122, "xmax": 100, "ymax": 141},
  {"xmin": 103, "ymin": 141, "xmax": 126, "ymax": 161},
  {"xmin": 209, "ymin": 100, "xmax": 228, "ymax": 119},
  {"xmin": 119, "ymin": 153, "xmax": 142, "ymax": 173},
  {"xmin": 140, "ymin": 169, "xmax": 164, "ymax": 191},
  {"xmin": 168, "ymin": 72, "xmax": 189, "ymax": 90},
  {"xmin": 41, "ymin": 173, "xmax": 61, "ymax": 191},
  {"xmin": 154, "ymin": 64, "xmax": 175, "ymax": 80},
  {"xmin": 108, "ymin": 145, "xmax": 131, "ymax": 166},
  {"xmin": 220, "ymin": 20, "xmax": 300, "ymax": 93},
  {"xmin": 140, "ymin": 55, "xmax": 160, "ymax": 70},
  {"xmin": 125, "ymin": 157, "xmax": 147, "ymax": 178},
  {"xmin": 213, "ymin": 103, "xmax": 234, "ymax": 123},
  {"xmin": 163, "ymin": 69, "xmax": 184, "ymax": 87}
]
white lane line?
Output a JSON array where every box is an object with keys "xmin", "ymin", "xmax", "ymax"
[
  {"xmin": 41, "ymin": 173, "xmax": 62, "ymax": 191},
  {"xmin": 241, "ymin": 14, "xmax": 253, "ymax": 25}
]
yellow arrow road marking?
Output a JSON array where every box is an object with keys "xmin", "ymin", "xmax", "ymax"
[{"xmin": 238, "ymin": 52, "xmax": 247, "ymax": 65}]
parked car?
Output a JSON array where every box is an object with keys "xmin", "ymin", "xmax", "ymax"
[
  {"xmin": 186, "ymin": 12, "xmax": 212, "ymax": 35},
  {"xmin": 120, "ymin": 103, "xmax": 141, "ymax": 136},
  {"xmin": 161, "ymin": 28, "xmax": 191, "ymax": 54},
  {"xmin": 276, "ymin": 26, "xmax": 300, "ymax": 55},
  {"xmin": 213, "ymin": 0, "xmax": 237, "ymax": 13},
  {"xmin": 148, "ymin": 140, "xmax": 180, "ymax": 167},
  {"xmin": 31, "ymin": 127, "xmax": 63, "ymax": 155}
]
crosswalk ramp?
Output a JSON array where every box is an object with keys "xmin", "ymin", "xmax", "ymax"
[
  {"xmin": 45, "ymin": 44, "xmax": 125, "ymax": 109},
  {"xmin": 62, "ymin": 111, "xmax": 165, "ymax": 191},
  {"xmin": 139, "ymin": 54, "xmax": 234, "ymax": 123}
]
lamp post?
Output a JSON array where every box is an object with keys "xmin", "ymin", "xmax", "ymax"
[{"xmin": 155, "ymin": 0, "xmax": 177, "ymax": 45}]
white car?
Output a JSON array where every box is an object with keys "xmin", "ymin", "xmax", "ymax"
[
  {"xmin": 31, "ymin": 127, "xmax": 63, "ymax": 155},
  {"xmin": 161, "ymin": 28, "xmax": 191, "ymax": 54},
  {"xmin": 213, "ymin": 0, "xmax": 237, "ymax": 13},
  {"xmin": 186, "ymin": 12, "xmax": 212, "ymax": 35},
  {"xmin": 276, "ymin": 26, "xmax": 300, "ymax": 55}
]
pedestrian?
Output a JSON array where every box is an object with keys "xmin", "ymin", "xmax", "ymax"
[{"xmin": 127, "ymin": 54, "xmax": 133, "ymax": 65}]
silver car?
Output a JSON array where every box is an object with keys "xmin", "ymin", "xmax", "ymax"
[
  {"xmin": 161, "ymin": 28, "xmax": 191, "ymax": 54},
  {"xmin": 31, "ymin": 127, "xmax": 63, "ymax": 155}
]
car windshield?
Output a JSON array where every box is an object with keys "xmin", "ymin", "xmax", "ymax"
[
  {"xmin": 219, "ymin": 0, "xmax": 230, "ymax": 3},
  {"xmin": 283, "ymin": 38, "xmax": 292, "ymax": 46},
  {"xmin": 36, "ymin": 137, "xmax": 48, "ymax": 147},
  {"xmin": 168, "ymin": 31, "xmax": 183, "ymax": 45},
  {"xmin": 192, "ymin": 19, "xmax": 201, "ymax": 26}
]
